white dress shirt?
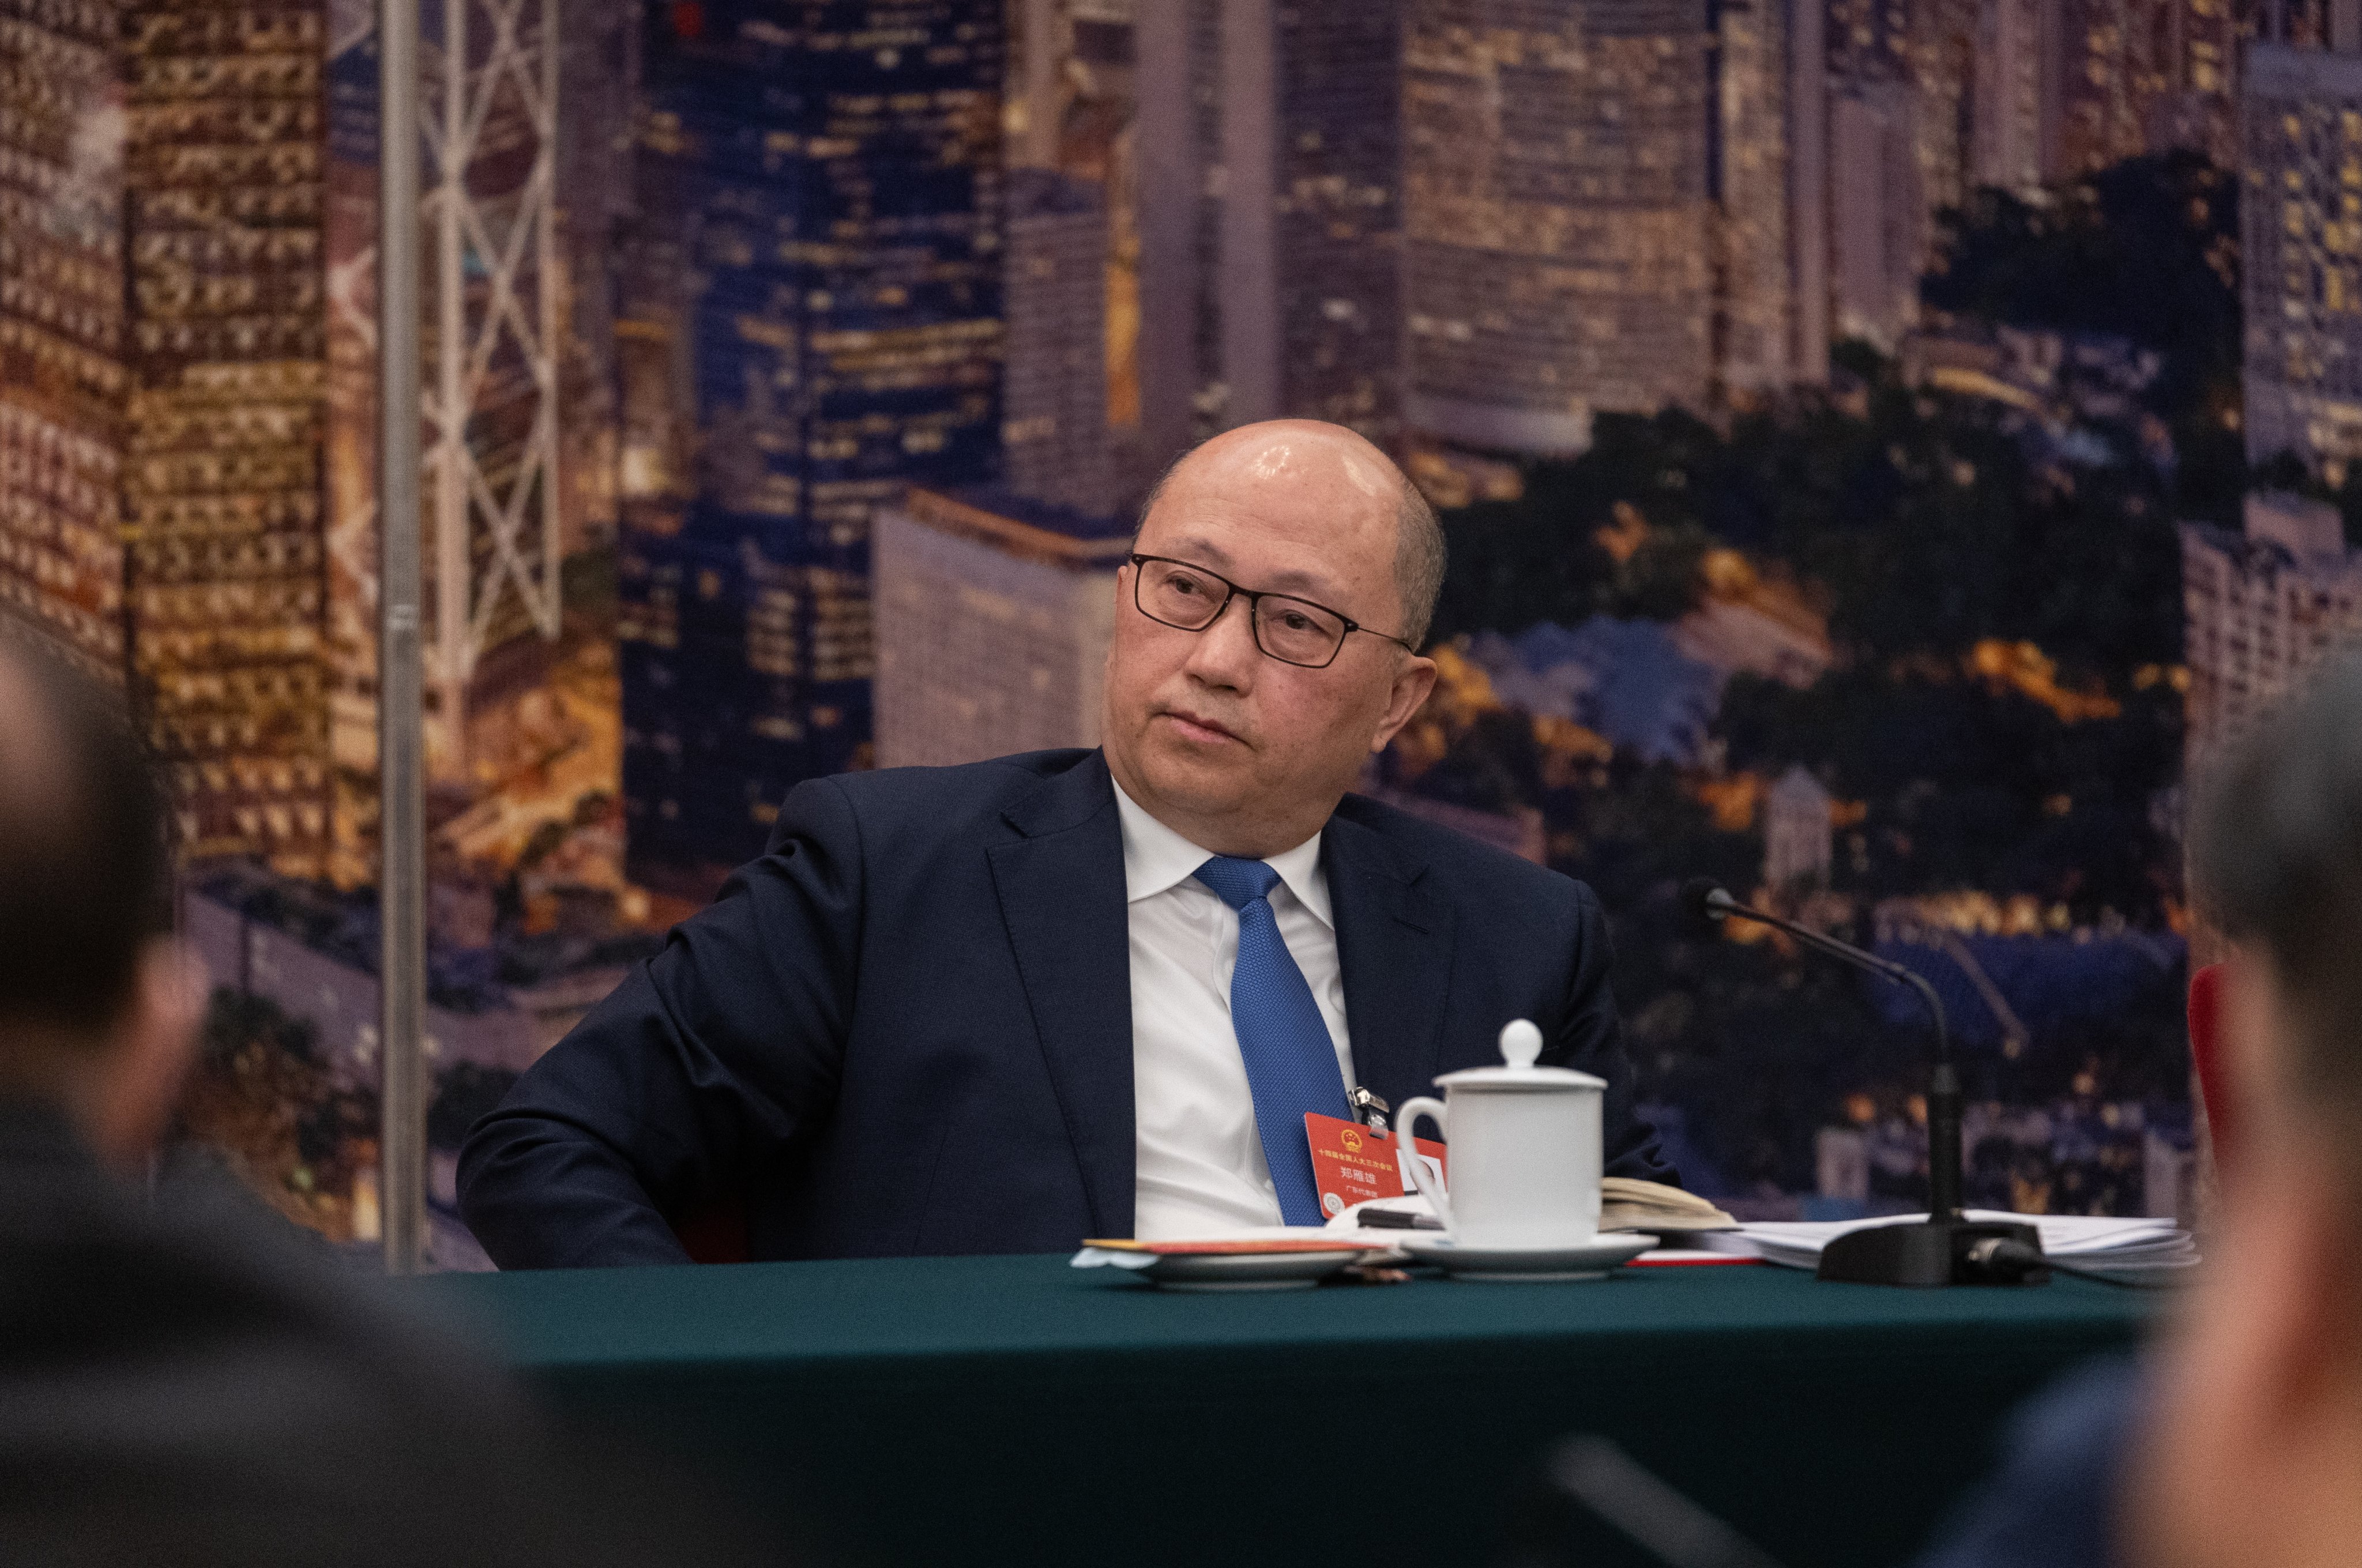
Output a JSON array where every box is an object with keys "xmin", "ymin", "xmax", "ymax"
[{"xmin": 1114, "ymin": 781, "xmax": 1357, "ymax": 1239}]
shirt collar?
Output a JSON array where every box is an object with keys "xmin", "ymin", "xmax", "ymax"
[{"xmin": 1111, "ymin": 780, "xmax": 1333, "ymax": 930}]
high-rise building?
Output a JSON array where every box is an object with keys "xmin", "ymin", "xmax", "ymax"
[
  {"xmin": 1763, "ymin": 763, "xmax": 1835, "ymax": 891},
  {"xmin": 2056, "ymin": 0, "xmax": 2150, "ymax": 175},
  {"xmin": 1889, "ymin": 0, "xmax": 2235, "ymax": 212},
  {"xmin": 1400, "ymin": 0, "xmax": 1836, "ymax": 456},
  {"xmin": 2241, "ymin": 43, "xmax": 2362, "ymax": 476},
  {"xmin": 616, "ymin": 1, "xmax": 1003, "ymax": 898},
  {"xmin": 2055, "ymin": 0, "xmax": 2241, "ymax": 175},
  {"xmin": 1972, "ymin": 0, "xmax": 2063, "ymax": 194},
  {"xmin": 1831, "ymin": 80, "xmax": 1923, "ymax": 348},
  {"xmin": 1402, "ymin": 0, "xmax": 1718, "ymax": 454},
  {"xmin": 1827, "ymin": 0, "xmax": 2232, "ymax": 351},
  {"xmin": 1831, "ymin": 0, "xmax": 1919, "ymax": 81},
  {"xmin": 1002, "ymin": 0, "xmax": 1142, "ymax": 474},
  {"xmin": 1905, "ymin": 0, "xmax": 1981, "ymax": 221},
  {"xmin": 1135, "ymin": 0, "xmax": 1404, "ymax": 465},
  {"xmin": 1789, "ymin": 0, "xmax": 1834, "ymax": 386},
  {"xmin": 2137, "ymin": 0, "xmax": 2238, "ymax": 168},
  {"xmin": 0, "ymin": 0, "xmax": 333, "ymax": 871},
  {"xmin": 872, "ymin": 486, "xmax": 1127, "ymax": 769},
  {"xmin": 5, "ymin": 0, "xmax": 628, "ymax": 888},
  {"xmin": 1820, "ymin": 0, "xmax": 1966, "ymax": 346},
  {"xmin": 1003, "ymin": 169, "xmax": 1114, "ymax": 513},
  {"xmin": 1959, "ymin": 0, "xmax": 2235, "ymax": 189},
  {"xmin": 321, "ymin": 0, "xmax": 632, "ymax": 887},
  {"xmin": 1718, "ymin": 0, "xmax": 1812, "ymax": 395},
  {"xmin": 2181, "ymin": 492, "xmax": 2362, "ymax": 765}
]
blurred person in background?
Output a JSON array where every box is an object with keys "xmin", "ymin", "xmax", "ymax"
[
  {"xmin": 1913, "ymin": 653, "xmax": 2362, "ymax": 1568},
  {"xmin": 0, "ymin": 637, "xmax": 772, "ymax": 1567},
  {"xmin": 2124, "ymin": 652, "xmax": 2362, "ymax": 1568}
]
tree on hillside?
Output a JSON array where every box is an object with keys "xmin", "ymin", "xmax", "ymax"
[{"xmin": 1922, "ymin": 150, "xmax": 2239, "ymax": 424}]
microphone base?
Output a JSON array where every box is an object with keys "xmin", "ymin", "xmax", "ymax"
[{"xmin": 1815, "ymin": 1219, "xmax": 2048, "ymax": 1288}]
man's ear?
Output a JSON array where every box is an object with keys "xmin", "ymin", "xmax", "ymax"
[
  {"xmin": 86, "ymin": 938, "xmax": 204, "ymax": 1170},
  {"xmin": 1370, "ymin": 653, "xmax": 1438, "ymax": 753}
]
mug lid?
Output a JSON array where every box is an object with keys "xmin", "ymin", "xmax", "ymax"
[{"xmin": 1431, "ymin": 1020, "xmax": 1608, "ymax": 1093}]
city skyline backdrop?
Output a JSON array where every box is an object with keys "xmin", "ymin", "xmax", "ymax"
[{"xmin": 5, "ymin": 0, "xmax": 2360, "ymax": 1261}]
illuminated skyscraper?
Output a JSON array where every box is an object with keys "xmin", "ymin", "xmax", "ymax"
[
  {"xmin": 1400, "ymin": 0, "xmax": 1848, "ymax": 454},
  {"xmin": 0, "ymin": 0, "xmax": 332, "ymax": 870},
  {"xmin": 616, "ymin": 1, "xmax": 1003, "ymax": 897},
  {"xmin": 1404, "ymin": 0, "xmax": 1754, "ymax": 453},
  {"xmin": 2241, "ymin": 43, "xmax": 2362, "ymax": 475},
  {"xmin": 5, "ymin": 0, "xmax": 627, "ymax": 887},
  {"xmin": 1823, "ymin": 0, "xmax": 1940, "ymax": 322},
  {"xmin": 1718, "ymin": 0, "xmax": 1815, "ymax": 394},
  {"xmin": 1905, "ymin": 0, "xmax": 1981, "ymax": 221},
  {"xmin": 1868, "ymin": 0, "xmax": 2234, "ymax": 225},
  {"xmin": 1831, "ymin": 0, "xmax": 1919, "ymax": 79},
  {"xmin": 2143, "ymin": 0, "xmax": 2239, "ymax": 167},
  {"xmin": 2056, "ymin": 0, "xmax": 2144, "ymax": 175},
  {"xmin": 1135, "ymin": 0, "xmax": 1404, "ymax": 463},
  {"xmin": 1815, "ymin": 0, "xmax": 2231, "ymax": 348},
  {"xmin": 1003, "ymin": 169, "xmax": 1114, "ymax": 513},
  {"xmin": 1830, "ymin": 80, "xmax": 1922, "ymax": 348},
  {"xmin": 2181, "ymin": 492, "xmax": 2362, "ymax": 766},
  {"xmin": 321, "ymin": 0, "xmax": 631, "ymax": 887},
  {"xmin": 2052, "ymin": 0, "xmax": 2239, "ymax": 175},
  {"xmin": 1972, "ymin": 0, "xmax": 2062, "ymax": 194},
  {"xmin": 872, "ymin": 486, "xmax": 1126, "ymax": 768},
  {"xmin": 1003, "ymin": 0, "xmax": 1142, "ymax": 482}
]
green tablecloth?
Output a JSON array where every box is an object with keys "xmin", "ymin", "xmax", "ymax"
[{"xmin": 419, "ymin": 1254, "xmax": 2156, "ymax": 1568}]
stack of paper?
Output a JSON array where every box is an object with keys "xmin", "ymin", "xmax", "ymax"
[{"xmin": 1702, "ymin": 1210, "xmax": 2199, "ymax": 1284}]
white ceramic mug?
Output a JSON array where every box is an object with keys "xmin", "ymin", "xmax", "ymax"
[{"xmin": 1394, "ymin": 1020, "xmax": 1605, "ymax": 1249}]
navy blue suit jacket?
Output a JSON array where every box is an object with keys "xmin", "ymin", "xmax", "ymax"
[{"xmin": 458, "ymin": 750, "xmax": 1671, "ymax": 1268}]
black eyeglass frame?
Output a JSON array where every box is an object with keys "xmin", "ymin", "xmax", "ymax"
[{"xmin": 1126, "ymin": 553, "xmax": 1418, "ymax": 669}]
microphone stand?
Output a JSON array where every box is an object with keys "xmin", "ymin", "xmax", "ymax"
[{"xmin": 1691, "ymin": 883, "xmax": 2045, "ymax": 1287}]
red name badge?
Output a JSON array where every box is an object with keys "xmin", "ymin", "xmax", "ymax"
[{"xmin": 1304, "ymin": 1112, "xmax": 1446, "ymax": 1221}]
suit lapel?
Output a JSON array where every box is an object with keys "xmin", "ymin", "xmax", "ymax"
[
  {"xmin": 1324, "ymin": 812, "xmax": 1454, "ymax": 1110},
  {"xmin": 987, "ymin": 753, "xmax": 1136, "ymax": 1238}
]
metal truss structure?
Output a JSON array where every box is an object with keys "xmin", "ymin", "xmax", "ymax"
[{"xmin": 421, "ymin": 0, "xmax": 562, "ymax": 737}]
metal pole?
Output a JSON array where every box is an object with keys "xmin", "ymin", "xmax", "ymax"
[
  {"xmin": 537, "ymin": 0, "xmax": 562, "ymax": 623},
  {"xmin": 378, "ymin": 0, "xmax": 427, "ymax": 1275},
  {"xmin": 434, "ymin": 0, "xmax": 470, "ymax": 759}
]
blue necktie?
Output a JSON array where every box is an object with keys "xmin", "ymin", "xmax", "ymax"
[{"xmin": 1194, "ymin": 855, "xmax": 1352, "ymax": 1225}]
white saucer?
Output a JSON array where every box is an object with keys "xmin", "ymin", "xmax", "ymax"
[
  {"xmin": 1397, "ymin": 1232, "xmax": 1653, "ymax": 1281},
  {"xmin": 1130, "ymin": 1249, "xmax": 1368, "ymax": 1291}
]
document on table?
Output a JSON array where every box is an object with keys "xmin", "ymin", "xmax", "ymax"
[{"xmin": 1699, "ymin": 1210, "xmax": 2200, "ymax": 1283}]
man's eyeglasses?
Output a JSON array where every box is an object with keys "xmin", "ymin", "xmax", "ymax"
[{"xmin": 1127, "ymin": 554, "xmax": 1417, "ymax": 670}]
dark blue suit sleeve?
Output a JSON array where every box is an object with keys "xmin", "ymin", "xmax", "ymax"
[
  {"xmin": 457, "ymin": 777, "xmax": 865, "ymax": 1269},
  {"xmin": 1911, "ymin": 1355, "xmax": 2143, "ymax": 1568},
  {"xmin": 1561, "ymin": 882, "xmax": 1676, "ymax": 1185}
]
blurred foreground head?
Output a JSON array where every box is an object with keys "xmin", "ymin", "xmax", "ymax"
[
  {"xmin": 2131, "ymin": 654, "xmax": 2362, "ymax": 1568},
  {"xmin": 1101, "ymin": 419, "xmax": 1442, "ymax": 858},
  {"xmin": 0, "ymin": 637, "xmax": 784, "ymax": 1566},
  {"xmin": 0, "ymin": 637, "xmax": 197, "ymax": 1164}
]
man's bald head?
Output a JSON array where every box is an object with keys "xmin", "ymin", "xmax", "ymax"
[
  {"xmin": 1138, "ymin": 421, "xmax": 1447, "ymax": 648},
  {"xmin": 0, "ymin": 636, "xmax": 169, "ymax": 1039},
  {"xmin": 1105, "ymin": 419, "xmax": 1443, "ymax": 858}
]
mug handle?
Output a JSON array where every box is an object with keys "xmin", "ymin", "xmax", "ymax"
[{"xmin": 1394, "ymin": 1096, "xmax": 1452, "ymax": 1233}]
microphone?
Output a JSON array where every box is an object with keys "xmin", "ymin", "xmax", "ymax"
[{"xmin": 1681, "ymin": 878, "xmax": 2043, "ymax": 1287}]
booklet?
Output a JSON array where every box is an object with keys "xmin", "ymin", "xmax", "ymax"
[
  {"xmin": 1600, "ymin": 1178, "xmax": 1739, "ymax": 1234},
  {"xmin": 1323, "ymin": 1180, "xmax": 1738, "ymax": 1237}
]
